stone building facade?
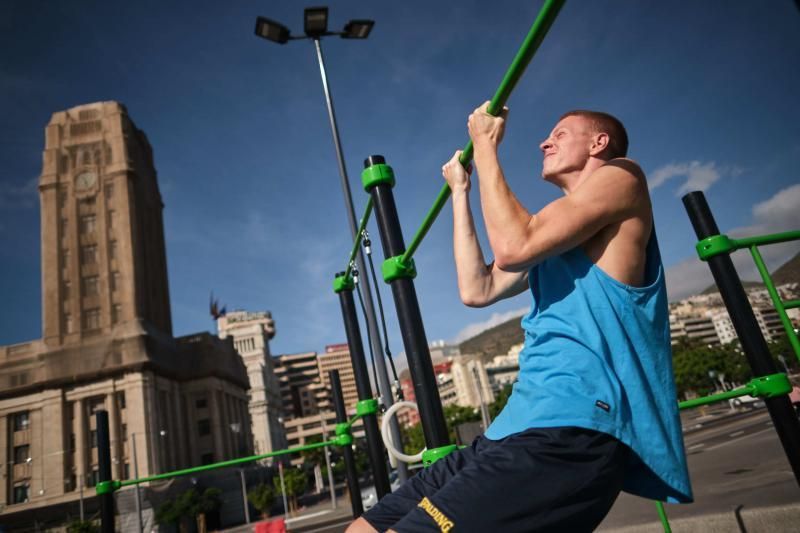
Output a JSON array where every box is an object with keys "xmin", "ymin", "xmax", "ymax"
[
  {"xmin": 217, "ymin": 310, "xmax": 286, "ymax": 456},
  {"xmin": 0, "ymin": 102, "xmax": 251, "ymax": 525}
]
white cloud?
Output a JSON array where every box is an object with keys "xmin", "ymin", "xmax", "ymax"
[
  {"xmin": 450, "ymin": 307, "xmax": 528, "ymax": 343},
  {"xmin": 648, "ymin": 161, "xmax": 723, "ymax": 196},
  {"xmin": 666, "ymin": 183, "xmax": 800, "ymax": 300}
]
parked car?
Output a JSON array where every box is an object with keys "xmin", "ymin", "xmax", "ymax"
[{"xmin": 728, "ymin": 394, "xmax": 763, "ymax": 409}]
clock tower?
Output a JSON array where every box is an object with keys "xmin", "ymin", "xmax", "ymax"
[{"xmin": 39, "ymin": 102, "xmax": 172, "ymax": 346}]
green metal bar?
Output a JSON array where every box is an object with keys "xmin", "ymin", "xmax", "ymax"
[
  {"xmin": 784, "ymin": 299, "xmax": 800, "ymax": 310},
  {"xmin": 117, "ymin": 438, "xmax": 341, "ymax": 488},
  {"xmin": 733, "ymin": 230, "xmax": 800, "ymax": 250},
  {"xmin": 679, "ymin": 386, "xmax": 756, "ymax": 410},
  {"xmin": 750, "ymin": 245, "xmax": 800, "ymax": 363},
  {"xmin": 399, "ymin": 0, "xmax": 566, "ymax": 265},
  {"xmin": 343, "ymin": 197, "xmax": 374, "ymax": 281},
  {"xmin": 678, "ymin": 373, "xmax": 790, "ymax": 410},
  {"xmin": 655, "ymin": 501, "xmax": 672, "ymax": 533}
]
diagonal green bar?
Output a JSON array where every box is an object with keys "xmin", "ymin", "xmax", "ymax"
[
  {"xmin": 343, "ymin": 197, "xmax": 374, "ymax": 281},
  {"xmin": 400, "ymin": 0, "xmax": 566, "ymax": 265},
  {"xmin": 750, "ymin": 245, "xmax": 800, "ymax": 363},
  {"xmin": 117, "ymin": 438, "xmax": 341, "ymax": 489}
]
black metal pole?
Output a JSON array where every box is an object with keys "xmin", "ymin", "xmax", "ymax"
[
  {"xmin": 96, "ymin": 410, "xmax": 114, "ymax": 533},
  {"xmin": 364, "ymin": 155, "xmax": 450, "ymax": 449},
  {"xmin": 336, "ymin": 277, "xmax": 392, "ymax": 499},
  {"xmin": 330, "ymin": 370, "xmax": 364, "ymax": 518},
  {"xmin": 683, "ymin": 191, "xmax": 800, "ymax": 486}
]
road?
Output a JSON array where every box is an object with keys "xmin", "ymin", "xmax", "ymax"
[{"xmin": 599, "ymin": 406, "xmax": 800, "ymax": 530}]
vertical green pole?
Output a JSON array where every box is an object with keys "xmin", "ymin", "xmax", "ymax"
[{"xmin": 656, "ymin": 501, "xmax": 672, "ymax": 533}]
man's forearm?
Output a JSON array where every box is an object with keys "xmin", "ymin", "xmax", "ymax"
[{"xmin": 451, "ymin": 189, "xmax": 492, "ymax": 306}]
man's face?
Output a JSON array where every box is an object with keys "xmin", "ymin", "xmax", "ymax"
[{"xmin": 539, "ymin": 115, "xmax": 595, "ymax": 182}]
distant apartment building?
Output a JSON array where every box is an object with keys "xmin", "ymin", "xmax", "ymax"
[
  {"xmin": 449, "ymin": 356, "xmax": 494, "ymax": 408},
  {"xmin": 670, "ymin": 283, "xmax": 797, "ymax": 346},
  {"xmin": 0, "ymin": 102, "xmax": 251, "ymax": 528},
  {"xmin": 399, "ymin": 360, "xmax": 454, "ymax": 428},
  {"xmin": 274, "ymin": 346, "xmax": 361, "ymax": 453},
  {"xmin": 485, "ymin": 344, "xmax": 523, "ymax": 394},
  {"xmin": 217, "ymin": 310, "xmax": 286, "ymax": 456}
]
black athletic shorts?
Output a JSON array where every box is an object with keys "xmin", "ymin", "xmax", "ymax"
[{"xmin": 362, "ymin": 426, "xmax": 629, "ymax": 533}]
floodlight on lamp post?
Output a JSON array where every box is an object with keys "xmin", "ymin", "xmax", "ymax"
[{"xmin": 253, "ymin": 6, "xmax": 407, "ymax": 486}]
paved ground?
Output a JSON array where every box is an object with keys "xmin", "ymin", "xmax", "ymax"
[{"xmin": 599, "ymin": 406, "xmax": 800, "ymax": 531}]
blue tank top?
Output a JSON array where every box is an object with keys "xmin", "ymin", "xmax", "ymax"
[{"xmin": 485, "ymin": 233, "xmax": 693, "ymax": 503}]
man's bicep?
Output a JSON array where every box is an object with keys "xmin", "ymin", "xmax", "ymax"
[{"xmin": 517, "ymin": 165, "xmax": 643, "ymax": 264}]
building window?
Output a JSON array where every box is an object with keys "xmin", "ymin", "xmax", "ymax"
[
  {"xmin": 13, "ymin": 445, "xmax": 30, "ymax": 464},
  {"xmin": 63, "ymin": 280, "xmax": 71, "ymax": 300},
  {"xmin": 121, "ymin": 423, "xmax": 128, "ymax": 443},
  {"xmin": 87, "ymin": 470, "xmax": 99, "ymax": 487},
  {"xmin": 105, "ymin": 184, "xmax": 114, "ymax": 201},
  {"xmin": 12, "ymin": 483, "xmax": 29, "ymax": 504},
  {"xmin": 116, "ymin": 391, "xmax": 126, "ymax": 410},
  {"xmin": 195, "ymin": 397, "xmax": 207, "ymax": 409},
  {"xmin": 81, "ymin": 245, "xmax": 97, "ymax": 265},
  {"xmin": 65, "ymin": 313, "xmax": 73, "ymax": 333},
  {"xmin": 90, "ymin": 430, "xmax": 98, "ymax": 448},
  {"xmin": 61, "ymin": 217, "xmax": 69, "ymax": 236},
  {"xmin": 12, "ymin": 412, "xmax": 30, "ymax": 431},
  {"xmin": 83, "ymin": 276, "xmax": 99, "ymax": 296},
  {"xmin": 59, "ymin": 190, "xmax": 68, "ymax": 209},
  {"xmin": 84, "ymin": 308, "xmax": 100, "ymax": 330},
  {"xmin": 197, "ymin": 419, "xmax": 211, "ymax": 436},
  {"xmin": 123, "ymin": 463, "xmax": 130, "ymax": 480},
  {"xmin": 111, "ymin": 304, "xmax": 121, "ymax": 325},
  {"xmin": 201, "ymin": 453, "xmax": 214, "ymax": 465},
  {"xmin": 80, "ymin": 214, "xmax": 96, "ymax": 234},
  {"xmin": 110, "ymin": 271, "xmax": 120, "ymax": 291},
  {"xmin": 109, "ymin": 241, "xmax": 117, "ymax": 260},
  {"xmin": 69, "ymin": 433, "xmax": 76, "ymax": 451},
  {"xmin": 108, "ymin": 210, "xmax": 116, "ymax": 230}
]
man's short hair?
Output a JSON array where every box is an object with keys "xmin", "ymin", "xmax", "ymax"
[{"xmin": 560, "ymin": 110, "xmax": 628, "ymax": 160}]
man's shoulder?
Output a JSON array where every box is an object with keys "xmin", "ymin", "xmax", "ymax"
[{"xmin": 598, "ymin": 158, "xmax": 646, "ymax": 182}]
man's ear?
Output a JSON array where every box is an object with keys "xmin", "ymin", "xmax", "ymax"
[{"xmin": 589, "ymin": 132, "xmax": 609, "ymax": 156}]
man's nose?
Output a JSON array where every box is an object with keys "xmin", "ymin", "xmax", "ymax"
[{"xmin": 540, "ymin": 138, "xmax": 552, "ymax": 152}]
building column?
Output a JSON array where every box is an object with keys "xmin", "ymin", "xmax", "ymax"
[
  {"xmin": 74, "ymin": 399, "xmax": 87, "ymax": 488},
  {"xmin": 41, "ymin": 390, "xmax": 65, "ymax": 498},
  {"xmin": 210, "ymin": 388, "xmax": 226, "ymax": 462},
  {"xmin": 107, "ymin": 391, "xmax": 121, "ymax": 480},
  {"xmin": 0, "ymin": 415, "xmax": 8, "ymax": 504}
]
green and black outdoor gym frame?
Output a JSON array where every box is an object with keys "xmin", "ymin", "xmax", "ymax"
[
  {"xmin": 683, "ymin": 192, "xmax": 800, "ymax": 481},
  {"xmin": 333, "ymin": 269, "xmax": 393, "ymax": 499}
]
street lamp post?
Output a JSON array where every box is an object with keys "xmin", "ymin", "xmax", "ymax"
[{"xmin": 254, "ymin": 6, "xmax": 408, "ymax": 483}]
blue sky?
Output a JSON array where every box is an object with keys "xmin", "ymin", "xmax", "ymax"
[{"xmin": 1, "ymin": 1, "xmax": 799, "ymax": 358}]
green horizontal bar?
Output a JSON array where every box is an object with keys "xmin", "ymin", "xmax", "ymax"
[
  {"xmin": 733, "ymin": 230, "xmax": 800, "ymax": 249},
  {"xmin": 343, "ymin": 197, "xmax": 374, "ymax": 281},
  {"xmin": 784, "ymin": 300, "xmax": 800, "ymax": 310},
  {"xmin": 118, "ymin": 438, "xmax": 339, "ymax": 489},
  {"xmin": 400, "ymin": 0, "xmax": 566, "ymax": 265},
  {"xmin": 679, "ymin": 387, "xmax": 754, "ymax": 410}
]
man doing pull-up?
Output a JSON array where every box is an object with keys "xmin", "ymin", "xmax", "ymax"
[{"xmin": 348, "ymin": 103, "xmax": 692, "ymax": 532}]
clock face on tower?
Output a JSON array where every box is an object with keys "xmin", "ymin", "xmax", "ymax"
[{"xmin": 75, "ymin": 170, "xmax": 97, "ymax": 191}]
